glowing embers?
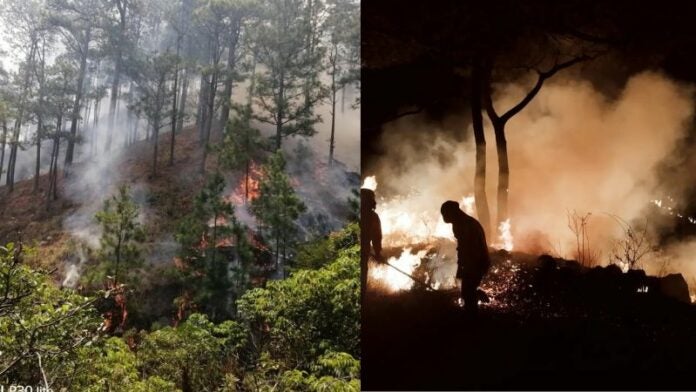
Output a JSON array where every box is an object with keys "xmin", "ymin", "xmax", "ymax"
[
  {"xmin": 479, "ymin": 259, "xmax": 525, "ymax": 311},
  {"xmin": 364, "ymin": 174, "xmax": 520, "ymax": 302},
  {"xmin": 651, "ymin": 197, "xmax": 696, "ymax": 225},
  {"xmin": 369, "ymin": 248, "xmax": 428, "ymax": 292}
]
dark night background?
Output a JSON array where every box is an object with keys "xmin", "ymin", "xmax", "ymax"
[
  {"xmin": 361, "ymin": 1, "xmax": 696, "ymax": 390},
  {"xmin": 362, "ymin": 0, "xmax": 696, "ymax": 237}
]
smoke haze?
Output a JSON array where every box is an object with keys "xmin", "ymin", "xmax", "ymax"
[{"xmin": 368, "ymin": 71, "xmax": 696, "ymax": 287}]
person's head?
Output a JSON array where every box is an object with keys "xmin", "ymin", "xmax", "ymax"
[
  {"xmin": 440, "ymin": 200, "xmax": 461, "ymax": 223},
  {"xmin": 361, "ymin": 188, "xmax": 377, "ymax": 211}
]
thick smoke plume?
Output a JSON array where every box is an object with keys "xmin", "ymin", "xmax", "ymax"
[{"xmin": 369, "ymin": 71, "xmax": 696, "ymax": 288}]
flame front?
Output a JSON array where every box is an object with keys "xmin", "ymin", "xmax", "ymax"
[
  {"xmin": 368, "ymin": 176, "xmax": 516, "ymax": 292},
  {"xmin": 369, "ymin": 248, "xmax": 428, "ymax": 292},
  {"xmin": 228, "ymin": 161, "xmax": 263, "ymax": 205},
  {"xmin": 462, "ymin": 194, "xmax": 475, "ymax": 215},
  {"xmin": 495, "ymin": 219, "xmax": 514, "ymax": 252}
]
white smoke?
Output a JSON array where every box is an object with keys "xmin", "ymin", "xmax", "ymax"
[{"xmin": 369, "ymin": 71, "xmax": 696, "ymax": 287}]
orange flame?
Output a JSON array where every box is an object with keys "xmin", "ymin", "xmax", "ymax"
[{"xmin": 229, "ymin": 161, "xmax": 263, "ymax": 205}]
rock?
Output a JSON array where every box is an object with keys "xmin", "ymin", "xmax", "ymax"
[{"xmin": 657, "ymin": 273, "xmax": 691, "ymax": 303}]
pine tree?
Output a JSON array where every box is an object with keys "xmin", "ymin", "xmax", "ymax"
[
  {"xmin": 251, "ymin": 0, "xmax": 326, "ymax": 150},
  {"xmin": 325, "ymin": 0, "xmax": 359, "ymax": 166},
  {"xmin": 176, "ymin": 172, "xmax": 252, "ymax": 321},
  {"xmin": 92, "ymin": 184, "xmax": 145, "ymax": 287},
  {"xmin": 219, "ymin": 104, "xmax": 266, "ymax": 203},
  {"xmin": 128, "ymin": 52, "xmax": 177, "ymax": 177},
  {"xmin": 251, "ymin": 151, "xmax": 306, "ymax": 274}
]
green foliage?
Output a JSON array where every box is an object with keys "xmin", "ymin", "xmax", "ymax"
[
  {"xmin": 269, "ymin": 351, "xmax": 360, "ymax": 391},
  {"xmin": 0, "ymin": 242, "xmax": 102, "ymax": 386},
  {"xmin": 72, "ymin": 337, "xmax": 179, "ymax": 392},
  {"xmin": 90, "ymin": 184, "xmax": 145, "ymax": 287},
  {"xmin": 0, "ymin": 221, "xmax": 360, "ymax": 390},
  {"xmin": 251, "ymin": 151, "xmax": 306, "ymax": 269},
  {"xmin": 220, "ymin": 105, "xmax": 265, "ymax": 171},
  {"xmin": 251, "ymin": 0, "xmax": 326, "ymax": 149},
  {"xmin": 128, "ymin": 51, "xmax": 178, "ymax": 128},
  {"xmin": 176, "ymin": 172, "xmax": 253, "ymax": 321},
  {"xmin": 294, "ymin": 222, "xmax": 359, "ymax": 270},
  {"xmin": 237, "ymin": 245, "xmax": 360, "ymax": 369},
  {"xmin": 138, "ymin": 313, "xmax": 246, "ymax": 391},
  {"xmin": 219, "ymin": 104, "xmax": 267, "ymax": 202}
]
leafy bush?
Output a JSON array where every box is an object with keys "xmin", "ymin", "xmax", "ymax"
[
  {"xmin": 237, "ymin": 244, "xmax": 359, "ymax": 369},
  {"xmin": 72, "ymin": 337, "xmax": 178, "ymax": 391},
  {"xmin": 294, "ymin": 222, "xmax": 358, "ymax": 270},
  {"xmin": 0, "ymin": 243, "xmax": 102, "ymax": 387},
  {"xmin": 138, "ymin": 313, "xmax": 247, "ymax": 391}
]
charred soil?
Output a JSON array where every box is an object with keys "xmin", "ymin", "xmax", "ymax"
[{"xmin": 363, "ymin": 252, "xmax": 696, "ymax": 390}]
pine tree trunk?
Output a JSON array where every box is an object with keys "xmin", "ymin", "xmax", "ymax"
[
  {"xmin": 200, "ymin": 62, "xmax": 218, "ymax": 174},
  {"xmin": 7, "ymin": 38, "xmax": 38, "ymax": 191},
  {"xmin": 52, "ymin": 136, "xmax": 59, "ymax": 201},
  {"xmin": 328, "ymin": 54, "xmax": 337, "ymax": 166},
  {"xmin": 196, "ymin": 74, "xmax": 208, "ymax": 142},
  {"xmin": 33, "ymin": 120, "xmax": 42, "ymax": 193},
  {"xmin": 470, "ymin": 61, "xmax": 491, "ymax": 239},
  {"xmin": 170, "ymin": 35, "xmax": 181, "ymax": 167},
  {"xmin": 106, "ymin": 58, "xmax": 121, "ymax": 153},
  {"xmin": 65, "ymin": 27, "xmax": 91, "ymax": 167},
  {"xmin": 494, "ymin": 121, "xmax": 509, "ymax": 226},
  {"xmin": 47, "ymin": 115, "xmax": 62, "ymax": 206},
  {"xmin": 245, "ymin": 158, "xmax": 250, "ymax": 202},
  {"xmin": 152, "ymin": 117, "xmax": 159, "ymax": 177},
  {"xmin": 46, "ymin": 134, "xmax": 59, "ymax": 209},
  {"xmin": 219, "ymin": 22, "xmax": 241, "ymax": 127},
  {"xmin": 275, "ymin": 71, "xmax": 285, "ymax": 150},
  {"xmin": 107, "ymin": 1, "xmax": 126, "ymax": 152},
  {"xmin": 177, "ymin": 67, "xmax": 189, "ymax": 134},
  {"xmin": 93, "ymin": 95, "xmax": 101, "ymax": 152},
  {"xmin": 0, "ymin": 119, "xmax": 7, "ymax": 179}
]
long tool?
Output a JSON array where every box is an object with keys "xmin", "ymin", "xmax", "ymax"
[{"xmin": 373, "ymin": 257, "xmax": 435, "ymax": 291}]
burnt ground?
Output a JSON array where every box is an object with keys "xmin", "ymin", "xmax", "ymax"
[{"xmin": 362, "ymin": 252, "xmax": 696, "ymax": 390}]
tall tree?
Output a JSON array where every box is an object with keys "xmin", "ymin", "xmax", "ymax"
[
  {"xmin": 251, "ymin": 150, "xmax": 306, "ymax": 274},
  {"xmin": 31, "ymin": 35, "xmax": 53, "ymax": 192},
  {"xmin": 217, "ymin": 0, "xmax": 253, "ymax": 128},
  {"xmin": 45, "ymin": 58, "xmax": 77, "ymax": 206},
  {"xmin": 176, "ymin": 172, "xmax": 252, "ymax": 321},
  {"xmin": 2, "ymin": 0, "xmax": 43, "ymax": 191},
  {"xmin": 219, "ymin": 104, "xmax": 266, "ymax": 202},
  {"xmin": 469, "ymin": 60, "xmax": 492, "ymax": 238},
  {"xmin": 324, "ymin": 0, "xmax": 359, "ymax": 166},
  {"xmin": 92, "ymin": 184, "xmax": 145, "ymax": 287},
  {"xmin": 104, "ymin": 0, "xmax": 132, "ymax": 152},
  {"xmin": 193, "ymin": 0, "xmax": 234, "ymax": 174},
  {"xmin": 252, "ymin": 0, "xmax": 325, "ymax": 150},
  {"xmin": 129, "ymin": 52, "xmax": 176, "ymax": 177},
  {"xmin": 480, "ymin": 53, "xmax": 595, "ymax": 228},
  {"xmin": 49, "ymin": 0, "xmax": 104, "ymax": 168}
]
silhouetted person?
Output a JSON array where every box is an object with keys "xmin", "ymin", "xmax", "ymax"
[
  {"xmin": 441, "ymin": 200, "xmax": 490, "ymax": 316},
  {"xmin": 361, "ymin": 188, "xmax": 382, "ymax": 300}
]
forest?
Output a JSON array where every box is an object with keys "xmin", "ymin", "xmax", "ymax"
[
  {"xmin": 0, "ymin": 0, "xmax": 360, "ymax": 390},
  {"xmin": 362, "ymin": 1, "xmax": 696, "ymax": 389}
]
